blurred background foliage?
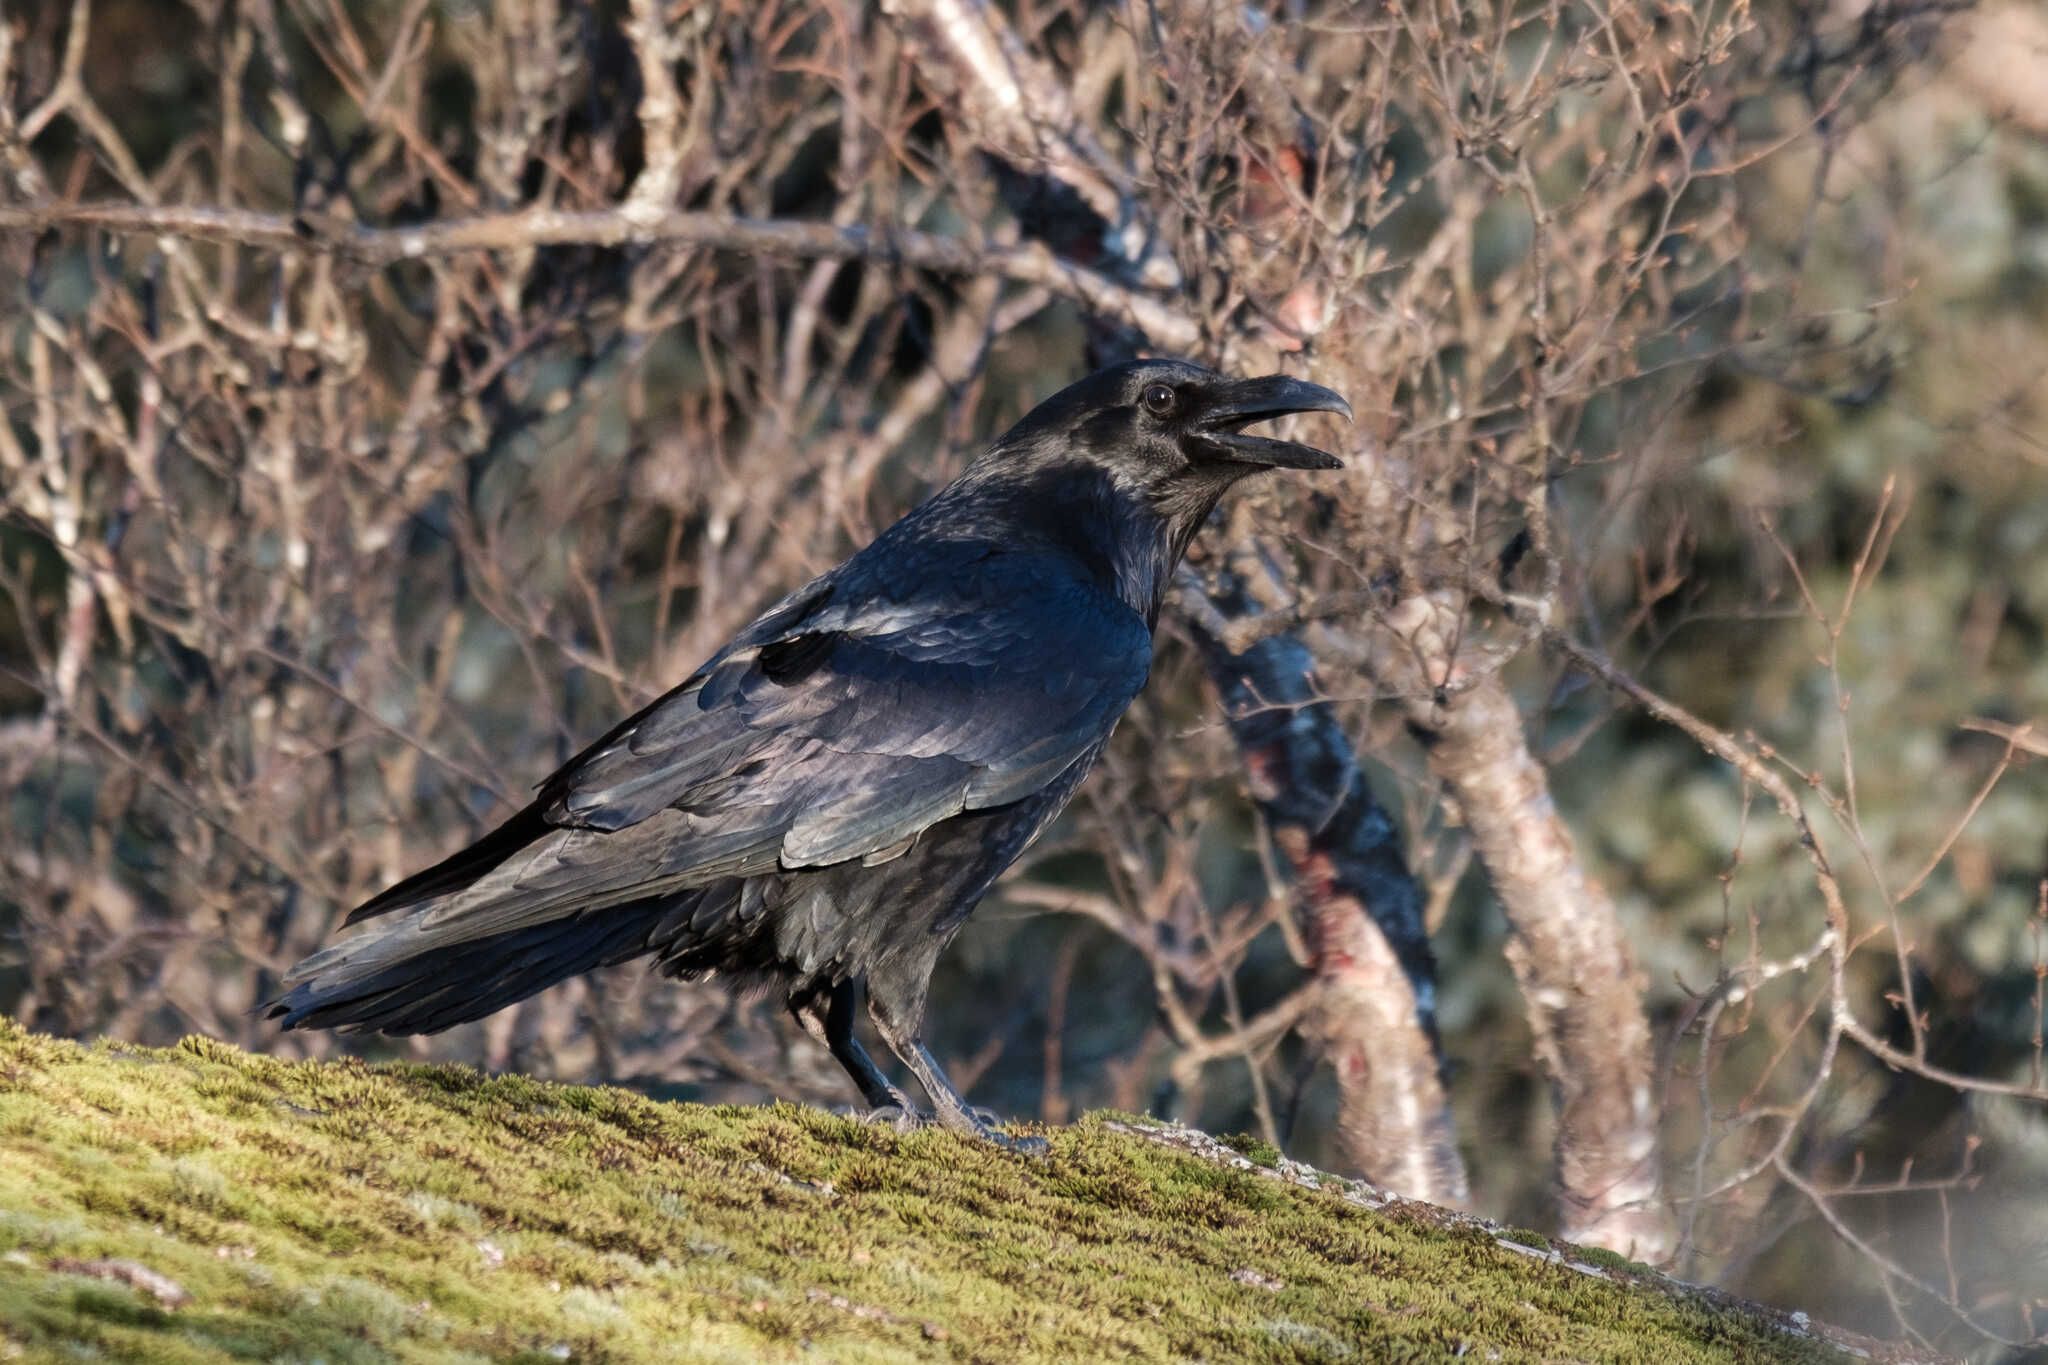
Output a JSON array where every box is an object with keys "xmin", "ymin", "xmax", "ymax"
[{"xmin": 3, "ymin": 0, "xmax": 2046, "ymax": 1354}]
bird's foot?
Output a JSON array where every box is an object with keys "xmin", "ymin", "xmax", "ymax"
[
  {"xmin": 944, "ymin": 1105, "xmax": 1049, "ymax": 1156},
  {"xmin": 863, "ymin": 1102, "xmax": 1047, "ymax": 1154},
  {"xmin": 859, "ymin": 1103, "xmax": 932, "ymax": 1134},
  {"xmin": 980, "ymin": 1127, "xmax": 1050, "ymax": 1157}
]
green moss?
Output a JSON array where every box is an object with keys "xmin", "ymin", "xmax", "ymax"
[
  {"xmin": 1220, "ymin": 1131, "xmax": 1284, "ymax": 1168},
  {"xmin": 1573, "ymin": 1243, "xmax": 1660, "ymax": 1278},
  {"xmin": 0, "ymin": 1020, "xmax": 1867, "ymax": 1363}
]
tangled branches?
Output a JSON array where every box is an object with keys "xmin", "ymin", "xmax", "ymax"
[{"xmin": 3, "ymin": 0, "xmax": 2044, "ymax": 1349}]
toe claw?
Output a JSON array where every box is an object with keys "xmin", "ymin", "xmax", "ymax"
[
  {"xmin": 995, "ymin": 1131, "xmax": 1050, "ymax": 1157},
  {"xmin": 862, "ymin": 1104, "xmax": 930, "ymax": 1133},
  {"xmin": 954, "ymin": 1109, "xmax": 1049, "ymax": 1156}
]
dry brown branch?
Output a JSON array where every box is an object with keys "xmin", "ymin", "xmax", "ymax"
[
  {"xmin": 0, "ymin": 202, "xmax": 1201, "ymax": 348},
  {"xmin": 881, "ymin": 0, "xmax": 1132, "ymax": 250}
]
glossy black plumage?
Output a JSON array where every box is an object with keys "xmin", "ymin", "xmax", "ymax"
[{"xmin": 269, "ymin": 360, "xmax": 1348, "ymax": 1148}]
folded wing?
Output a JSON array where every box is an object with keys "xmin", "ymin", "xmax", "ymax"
[{"xmin": 328, "ymin": 542, "xmax": 1150, "ymax": 950}]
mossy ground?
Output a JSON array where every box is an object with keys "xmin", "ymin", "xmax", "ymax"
[{"xmin": 0, "ymin": 1020, "xmax": 1886, "ymax": 1363}]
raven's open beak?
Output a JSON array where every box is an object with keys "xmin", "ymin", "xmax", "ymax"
[{"xmin": 1193, "ymin": 375, "xmax": 1352, "ymax": 470}]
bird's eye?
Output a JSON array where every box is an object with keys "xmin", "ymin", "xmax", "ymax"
[{"xmin": 1142, "ymin": 383, "xmax": 1177, "ymax": 417}]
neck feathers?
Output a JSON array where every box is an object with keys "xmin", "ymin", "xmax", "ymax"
[{"xmin": 946, "ymin": 459, "xmax": 1218, "ymax": 626}]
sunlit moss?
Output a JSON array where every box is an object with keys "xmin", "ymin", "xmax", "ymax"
[{"xmin": 0, "ymin": 1020, "xmax": 1857, "ymax": 1363}]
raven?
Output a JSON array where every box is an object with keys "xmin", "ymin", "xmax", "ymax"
[{"xmin": 270, "ymin": 360, "xmax": 1349, "ymax": 1150}]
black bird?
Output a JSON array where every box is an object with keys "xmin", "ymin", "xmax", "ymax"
[{"xmin": 270, "ymin": 360, "xmax": 1349, "ymax": 1150}]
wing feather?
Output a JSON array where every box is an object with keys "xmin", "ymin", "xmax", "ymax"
[
  {"xmin": 341, "ymin": 542, "xmax": 1150, "ymax": 945},
  {"xmin": 540, "ymin": 545, "xmax": 1150, "ymax": 880}
]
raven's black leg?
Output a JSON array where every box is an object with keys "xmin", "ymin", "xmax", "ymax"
[
  {"xmin": 789, "ymin": 978, "xmax": 915, "ymax": 1115},
  {"xmin": 865, "ymin": 986, "xmax": 1048, "ymax": 1155}
]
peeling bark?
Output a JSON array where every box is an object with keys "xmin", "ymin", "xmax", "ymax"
[
  {"xmin": 1184, "ymin": 556, "xmax": 1469, "ymax": 1207},
  {"xmin": 1276, "ymin": 825, "xmax": 1470, "ymax": 1207},
  {"xmin": 1379, "ymin": 596, "xmax": 1672, "ymax": 1258}
]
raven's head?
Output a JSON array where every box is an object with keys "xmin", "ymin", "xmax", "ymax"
[
  {"xmin": 980, "ymin": 358, "xmax": 1350, "ymax": 534},
  {"xmin": 1005, "ymin": 359, "xmax": 1349, "ymax": 472},
  {"xmin": 936, "ymin": 360, "xmax": 1353, "ymax": 617}
]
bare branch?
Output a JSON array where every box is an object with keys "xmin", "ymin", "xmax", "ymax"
[{"xmin": 0, "ymin": 202, "xmax": 1202, "ymax": 349}]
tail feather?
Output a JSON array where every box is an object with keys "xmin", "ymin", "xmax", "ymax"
[
  {"xmin": 343, "ymin": 801, "xmax": 553, "ymax": 926},
  {"xmin": 267, "ymin": 897, "xmax": 684, "ymax": 1035}
]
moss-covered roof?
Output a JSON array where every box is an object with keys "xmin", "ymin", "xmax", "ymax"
[{"xmin": 0, "ymin": 1021, "xmax": 1921, "ymax": 1363}]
